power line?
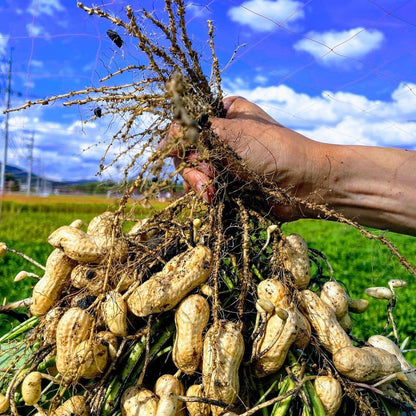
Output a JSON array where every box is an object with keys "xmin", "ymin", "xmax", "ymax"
[{"xmin": 0, "ymin": 48, "xmax": 12, "ymax": 194}]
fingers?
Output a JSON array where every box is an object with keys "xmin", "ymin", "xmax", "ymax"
[
  {"xmin": 158, "ymin": 122, "xmax": 184, "ymax": 158},
  {"xmin": 222, "ymin": 96, "xmax": 282, "ymax": 126},
  {"xmin": 161, "ymin": 95, "xmax": 281, "ymax": 202},
  {"xmin": 173, "ymin": 155, "xmax": 215, "ymax": 202}
]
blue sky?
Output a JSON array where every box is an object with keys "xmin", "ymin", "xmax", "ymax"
[{"xmin": 0, "ymin": 0, "xmax": 415, "ymax": 182}]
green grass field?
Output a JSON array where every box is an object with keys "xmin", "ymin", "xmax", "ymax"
[{"xmin": 1, "ymin": 195, "xmax": 415, "ymax": 363}]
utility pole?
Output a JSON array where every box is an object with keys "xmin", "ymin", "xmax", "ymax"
[
  {"xmin": 0, "ymin": 49, "xmax": 12, "ymax": 194},
  {"xmin": 26, "ymin": 132, "xmax": 34, "ymax": 196}
]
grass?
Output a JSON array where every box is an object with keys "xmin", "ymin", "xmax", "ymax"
[{"xmin": 1, "ymin": 194, "xmax": 415, "ymax": 362}]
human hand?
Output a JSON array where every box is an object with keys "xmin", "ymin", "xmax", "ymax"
[{"xmin": 167, "ymin": 96, "xmax": 320, "ymax": 220}]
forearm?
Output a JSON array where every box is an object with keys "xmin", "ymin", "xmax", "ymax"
[{"xmin": 308, "ymin": 143, "xmax": 416, "ymax": 236}]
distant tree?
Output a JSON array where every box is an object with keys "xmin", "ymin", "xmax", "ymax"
[
  {"xmin": 5, "ymin": 173, "xmax": 20, "ymax": 192},
  {"xmin": 69, "ymin": 180, "xmax": 118, "ymax": 194}
]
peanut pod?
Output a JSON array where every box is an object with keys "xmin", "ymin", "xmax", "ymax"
[
  {"xmin": 21, "ymin": 371, "xmax": 43, "ymax": 405},
  {"xmin": 313, "ymin": 376, "xmax": 342, "ymax": 416},
  {"xmin": 53, "ymin": 395, "xmax": 89, "ymax": 416},
  {"xmin": 48, "ymin": 225, "xmax": 128, "ymax": 263},
  {"xmin": 126, "ymin": 245, "xmax": 212, "ymax": 317},
  {"xmin": 0, "ymin": 393, "xmax": 9, "ymax": 414},
  {"xmin": 365, "ymin": 287, "xmax": 393, "ymax": 300},
  {"xmin": 257, "ymin": 279, "xmax": 310, "ymax": 349},
  {"xmin": 173, "ymin": 294, "xmax": 210, "ymax": 374},
  {"xmin": 87, "ymin": 211, "xmax": 120, "ymax": 237},
  {"xmin": 185, "ymin": 384, "xmax": 209, "ymax": 416},
  {"xmin": 155, "ymin": 374, "xmax": 185, "ymax": 416},
  {"xmin": 42, "ymin": 307, "xmax": 65, "ymax": 345},
  {"xmin": 73, "ymin": 339, "xmax": 108, "ymax": 379},
  {"xmin": 121, "ymin": 387, "xmax": 158, "ymax": 416},
  {"xmin": 253, "ymin": 306, "xmax": 299, "ymax": 377},
  {"xmin": 368, "ymin": 335, "xmax": 416, "ymax": 391},
  {"xmin": 96, "ymin": 331, "xmax": 119, "ymax": 361},
  {"xmin": 102, "ymin": 291, "xmax": 128, "ymax": 337},
  {"xmin": 280, "ymin": 234, "xmax": 311, "ymax": 289},
  {"xmin": 71, "ymin": 265, "xmax": 105, "ymax": 296},
  {"xmin": 348, "ymin": 298, "xmax": 369, "ymax": 314},
  {"xmin": 30, "ymin": 249, "xmax": 76, "ymax": 316},
  {"xmin": 333, "ymin": 346, "xmax": 401, "ymax": 382},
  {"xmin": 320, "ymin": 281, "xmax": 352, "ymax": 332},
  {"xmin": 48, "ymin": 226, "xmax": 104, "ymax": 263},
  {"xmin": 202, "ymin": 320, "xmax": 244, "ymax": 412},
  {"xmin": 55, "ymin": 307, "xmax": 94, "ymax": 381},
  {"xmin": 298, "ymin": 290, "xmax": 353, "ymax": 354},
  {"xmin": 257, "ymin": 279, "xmax": 291, "ymax": 309}
]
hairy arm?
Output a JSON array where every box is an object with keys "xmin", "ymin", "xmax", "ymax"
[
  {"xmin": 309, "ymin": 143, "xmax": 416, "ymax": 235},
  {"xmin": 173, "ymin": 96, "xmax": 416, "ymax": 236}
]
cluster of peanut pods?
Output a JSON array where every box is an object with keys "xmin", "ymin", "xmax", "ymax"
[{"xmin": 0, "ymin": 211, "xmax": 414, "ymax": 416}]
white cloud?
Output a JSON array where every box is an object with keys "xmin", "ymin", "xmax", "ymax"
[
  {"xmin": 228, "ymin": 0, "xmax": 305, "ymax": 32},
  {"xmin": 2, "ymin": 101, "xmax": 158, "ymax": 183},
  {"xmin": 294, "ymin": 27, "xmax": 384, "ymax": 67},
  {"xmin": 0, "ymin": 33, "xmax": 9, "ymax": 55},
  {"xmin": 27, "ymin": 0, "xmax": 64, "ymax": 16},
  {"xmin": 223, "ymin": 80, "xmax": 416, "ymax": 149},
  {"xmin": 29, "ymin": 59, "xmax": 44, "ymax": 68},
  {"xmin": 254, "ymin": 74, "xmax": 268, "ymax": 85},
  {"xmin": 26, "ymin": 23, "xmax": 47, "ymax": 37}
]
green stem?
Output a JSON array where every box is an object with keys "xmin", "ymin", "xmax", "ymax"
[
  {"xmin": 102, "ymin": 322, "xmax": 174, "ymax": 416},
  {"xmin": 271, "ymin": 377, "xmax": 295, "ymax": 416},
  {"xmin": 0, "ymin": 316, "xmax": 39, "ymax": 343},
  {"xmin": 255, "ymin": 378, "xmax": 279, "ymax": 407},
  {"xmin": 303, "ymin": 381, "xmax": 326, "ymax": 416},
  {"xmin": 37, "ymin": 356, "xmax": 56, "ymax": 372},
  {"xmin": 251, "ymin": 264, "xmax": 264, "ymax": 281}
]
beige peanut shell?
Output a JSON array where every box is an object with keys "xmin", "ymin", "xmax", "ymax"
[
  {"xmin": 87, "ymin": 211, "xmax": 120, "ymax": 237},
  {"xmin": 96, "ymin": 331, "xmax": 119, "ymax": 361},
  {"xmin": 53, "ymin": 395, "xmax": 89, "ymax": 416},
  {"xmin": 21, "ymin": 371, "xmax": 43, "ymax": 406},
  {"xmin": 42, "ymin": 307, "xmax": 65, "ymax": 345},
  {"xmin": 320, "ymin": 281, "xmax": 353, "ymax": 332},
  {"xmin": 333, "ymin": 346, "xmax": 401, "ymax": 382},
  {"xmin": 126, "ymin": 245, "xmax": 212, "ymax": 317},
  {"xmin": 155, "ymin": 375, "xmax": 185, "ymax": 416},
  {"xmin": 298, "ymin": 290, "xmax": 353, "ymax": 354},
  {"xmin": 320, "ymin": 281, "xmax": 349, "ymax": 319},
  {"xmin": 280, "ymin": 234, "xmax": 311, "ymax": 288},
  {"xmin": 257, "ymin": 279, "xmax": 310, "ymax": 350},
  {"xmin": 30, "ymin": 248, "xmax": 76, "ymax": 316},
  {"xmin": 173, "ymin": 294, "xmax": 210, "ymax": 374},
  {"xmin": 257, "ymin": 279, "xmax": 291, "ymax": 309},
  {"xmin": 0, "ymin": 242, "xmax": 7, "ymax": 259},
  {"xmin": 48, "ymin": 226, "xmax": 104, "ymax": 263},
  {"xmin": 185, "ymin": 385, "xmax": 209, "ymax": 416},
  {"xmin": 55, "ymin": 307, "xmax": 94, "ymax": 381},
  {"xmin": 73, "ymin": 339, "xmax": 108, "ymax": 379},
  {"xmin": 368, "ymin": 335, "xmax": 416, "ymax": 391},
  {"xmin": 202, "ymin": 320, "xmax": 244, "ymax": 410},
  {"xmin": 253, "ymin": 306, "xmax": 299, "ymax": 377},
  {"xmin": 71, "ymin": 265, "xmax": 105, "ymax": 296},
  {"xmin": 121, "ymin": 387, "xmax": 158, "ymax": 416},
  {"xmin": 313, "ymin": 376, "xmax": 342, "ymax": 416},
  {"xmin": 0, "ymin": 393, "xmax": 9, "ymax": 414},
  {"xmin": 102, "ymin": 291, "xmax": 128, "ymax": 337},
  {"xmin": 348, "ymin": 298, "xmax": 369, "ymax": 314}
]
